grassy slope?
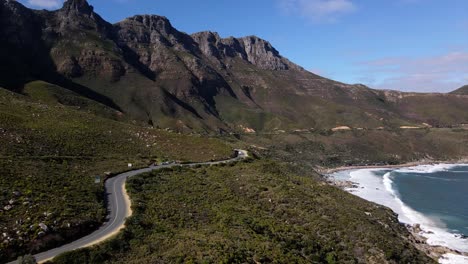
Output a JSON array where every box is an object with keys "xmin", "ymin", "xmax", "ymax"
[
  {"xmin": 240, "ymin": 129, "xmax": 468, "ymax": 169},
  {"xmin": 51, "ymin": 160, "xmax": 434, "ymax": 264},
  {"xmin": 21, "ymin": 81, "xmax": 122, "ymax": 121},
  {"xmin": 0, "ymin": 86, "xmax": 231, "ymax": 262},
  {"xmin": 394, "ymin": 95, "xmax": 468, "ymax": 127},
  {"xmin": 2, "ymin": 82, "xmax": 465, "ymax": 263},
  {"xmin": 216, "ymin": 60, "xmax": 419, "ymax": 133}
]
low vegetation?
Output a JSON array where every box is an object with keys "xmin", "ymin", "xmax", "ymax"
[
  {"xmin": 240, "ymin": 128, "xmax": 468, "ymax": 170},
  {"xmin": 2, "ymin": 83, "xmax": 465, "ymax": 263},
  {"xmin": 0, "ymin": 87, "xmax": 231, "ymax": 262},
  {"xmin": 51, "ymin": 160, "xmax": 433, "ymax": 264}
]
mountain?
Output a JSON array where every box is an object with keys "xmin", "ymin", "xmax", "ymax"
[
  {"xmin": 451, "ymin": 85, "xmax": 468, "ymax": 95},
  {"xmin": 1, "ymin": 0, "xmax": 467, "ymax": 132},
  {"xmin": 1, "ymin": 1, "xmax": 467, "ymax": 262}
]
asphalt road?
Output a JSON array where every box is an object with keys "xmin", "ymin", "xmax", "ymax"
[{"xmin": 7, "ymin": 150, "xmax": 248, "ymax": 264}]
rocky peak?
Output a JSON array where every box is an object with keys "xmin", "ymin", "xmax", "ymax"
[
  {"xmin": 0, "ymin": 0, "xmax": 39, "ymax": 43},
  {"xmin": 191, "ymin": 32, "xmax": 299, "ymax": 71},
  {"xmin": 191, "ymin": 31, "xmax": 221, "ymax": 43},
  {"xmin": 1, "ymin": 0, "xmax": 32, "ymax": 17},
  {"xmin": 237, "ymin": 36, "xmax": 291, "ymax": 70},
  {"xmin": 239, "ymin": 36, "xmax": 280, "ymax": 58},
  {"xmin": 117, "ymin": 15, "xmax": 199, "ymax": 53},
  {"xmin": 61, "ymin": 0, "xmax": 94, "ymax": 16},
  {"xmin": 56, "ymin": 0, "xmax": 111, "ymax": 36},
  {"xmin": 122, "ymin": 15, "xmax": 175, "ymax": 37}
]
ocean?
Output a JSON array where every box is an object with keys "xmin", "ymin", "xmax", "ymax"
[{"xmin": 329, "ymin": 164, "xmax": 468, "ymax": 264}]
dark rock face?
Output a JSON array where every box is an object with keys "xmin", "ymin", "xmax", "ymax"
[
  {"xmin": 57, "ymin": 56, "xmax": 83, "ymax": 78},
  {"xmin": 0, "ymin": 0, "xmax": 53, "ymax": 88},
  {"xmin": 57, "ymin": 0, "xmax": 110, "ymax": 34},
  {"xmin": 62, "ymin": 0, "xmax": 94, "ymax": 15}
]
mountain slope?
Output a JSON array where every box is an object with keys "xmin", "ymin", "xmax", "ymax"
[
  {"xmin": 451, "ymin": 85, "xmax": 468, "ymax": 95},
  {"xmin": 1, "ymin": 0, "xmax": 467, "ymax": 132}
]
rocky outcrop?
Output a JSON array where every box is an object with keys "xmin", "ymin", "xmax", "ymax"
[
  {"xmin": 47, "ymin": 0, "xmax": 125, "ymax": 80},
  {"xmin": 191, "ymin": 31, "xmax": 223, "ymax": 59},
  {"xmin": 191, "ymin": 31, "xmax": 302, "ymax": 71},
  {"xmin": 237, "ymin": 36, "xmax": 293, "ymax": 70},
  {"xmin": 114, "ymin": 15, "xmax": 200, "ymax": 76},
  {"xmin": 56, "ymin": 56, "xmax": 82, "ymax": 78},
  {"xmin": 56, "ymin": 0, "xmax": 112, "ymax": 36},
  {"xmin": 114, "ymin": 15, "xmax": 231, "ymax": 109},
  {"xmin": 61, "ymin": 0, "xmax": 93, "ymax": 15},
  {"xmin": 116, "ymin": 15, "xmax": 198, "ymax": 51}
]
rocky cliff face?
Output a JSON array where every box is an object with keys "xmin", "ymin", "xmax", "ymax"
[
  {"xmin": 1, "ymin": 0, "xmax": 467, "ymax": 131},
  {"xmin": 114, "ymin": 14, "xmax": 232, "ymax": 117},
  {"xmin": 56, "ymin": 0, "xmax": 111, "ymax": 35},
  {"xmin": 45, "ymin": 0, "xmax": 125, "ymax": 81},
  {"xmin": 191, "ymin": 31, "xmax": 301, "ymax": 71},
  {"xmin": 1, "ymin": 0, "xmax": 301, "ymax": 87}
]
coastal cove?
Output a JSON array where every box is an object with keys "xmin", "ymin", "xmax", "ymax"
[{"xmin": 328, "ymin": 164, "xmax": 468, "ymax": 264}]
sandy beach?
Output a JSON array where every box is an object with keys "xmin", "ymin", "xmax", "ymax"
[
  {"xmin": 318, "ymin": 158, "xmax": 468, "ymax": 175},
  {"xmin": 325, "ymin": 163, "xmax": 468, "ymax": 264}
]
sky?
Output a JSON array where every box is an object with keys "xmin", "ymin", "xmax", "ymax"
[{"xmin": 20, "ymin": 0, "xmax": 468, "ymax": 93}]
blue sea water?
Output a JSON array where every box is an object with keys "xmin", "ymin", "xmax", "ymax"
[
  {"xmin": 390, "ymin": 165, "xmax": 468, "ymax": 238},
  {"xmin": 330, "ymin": 164, "xmax": 468, "ymax": 254}
]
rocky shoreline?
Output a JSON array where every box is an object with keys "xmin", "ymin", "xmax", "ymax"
[
  {"xmin": 407, "ymin": 224, "xmax": 468, "ymax": 262},
  {"xmin": 326, "ymin": 173, "xmax": 468, "ymax": 263}
]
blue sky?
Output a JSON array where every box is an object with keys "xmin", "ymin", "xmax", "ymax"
[{"xmin": 21, "ymin": 0, "xmax": 468, "ymax": 92}]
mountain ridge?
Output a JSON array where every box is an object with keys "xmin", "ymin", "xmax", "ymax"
[{"xmin": 1, "ymin": 0, "xmax": 467, "ymax": 132}]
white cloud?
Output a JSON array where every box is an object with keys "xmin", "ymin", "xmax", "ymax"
[
  {"xmin": 358, "ymin": 50, "xmax": 468, "ymax": 92},
  {"xmin": 279, "ymin": 0, "xmax": 356, "ymax": 23},
  {"xmin": 27, "ymin": 0, "xmax": 63, "ymax": 8}
]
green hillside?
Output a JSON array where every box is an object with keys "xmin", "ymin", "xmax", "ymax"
[
  {"xmin": 51, "ymin": 161, "xmax": 434, "ymax": 264},
  {"xmin": 0, "ymin": 87, "xmax": 231, "ymax": 262}
]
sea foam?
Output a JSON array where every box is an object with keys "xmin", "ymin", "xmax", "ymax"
[
  {"xmin": 439, "ymin": 254, "xmax": 468, "ymax": 264},
  {"xmin": 341, "ymin": 167, "xmax": 468, "ymax": 258},
  {"xmin": 395, "ymin": 164, "xmax": 465, "ymax": 174}
]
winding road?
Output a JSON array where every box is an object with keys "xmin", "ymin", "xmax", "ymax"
[{"xmin": 8, "ymin": 150, "xmax": 248, "ymax": 264}]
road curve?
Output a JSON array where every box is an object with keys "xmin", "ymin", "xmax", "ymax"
[{"xmin": 8, "ymin": 150, "xmax": 248, "ymax": 264}]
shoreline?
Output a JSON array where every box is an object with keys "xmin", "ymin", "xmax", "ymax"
[
  {"xmin": 407, "ymin": 224, "xmax": 468, "ymax": 262},
  {"xmin": 317, "ymin": 158, "xmax": 468, "ymax": 175},
  {"xmin": 325, "ymin": 163, "xmax": 468, "ymax": 263}
]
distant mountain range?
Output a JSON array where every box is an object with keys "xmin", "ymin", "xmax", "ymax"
[{"xmin": 1, "ymin": 0, "xmax": 467, "ymax": 132}]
